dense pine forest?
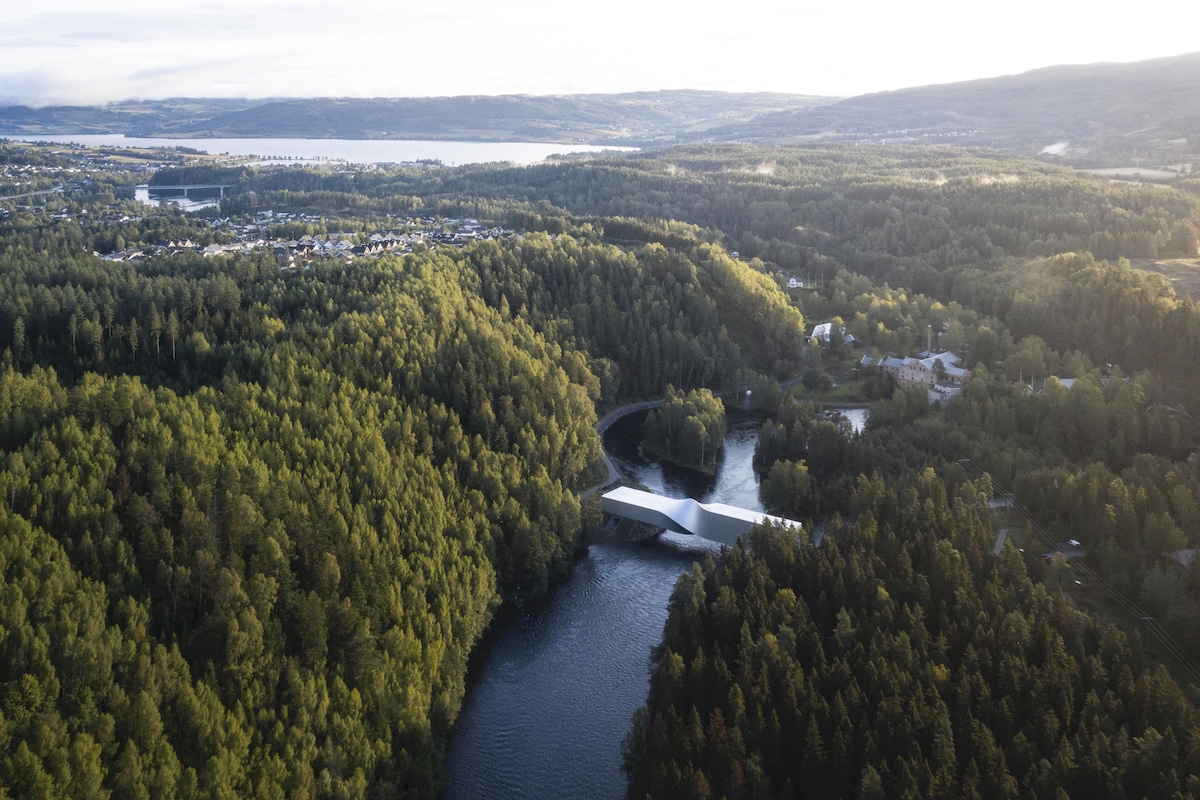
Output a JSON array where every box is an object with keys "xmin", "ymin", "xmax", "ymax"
[
  {"xmin": 3, "ymin": 138, "xmax": 1200, "ymax": 798},
  {"xmin": 625, "ymin": 473, "xmax": 1200, "ymax": 798},
  {"xmin": 643, "ymin": 387, "xmax": 727, "ymax": 474}
]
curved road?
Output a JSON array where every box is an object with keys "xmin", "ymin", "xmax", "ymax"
[
  {"xmin": 582, "ymin": 400, "xmax": 663, "ymax": 497},
  {"xmin": 580, "ymin": 375, "xmax": 808, "ymax": 499}
]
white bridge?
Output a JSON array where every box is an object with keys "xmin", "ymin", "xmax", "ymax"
[
  {"xmin": 137, "ymin": 183, "xmax": 235, "ymax": 199},
  {"xmin": 601, "ymin": 486, "xmax": 802, "ymax": 547}
]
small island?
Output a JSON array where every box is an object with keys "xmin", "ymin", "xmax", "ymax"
[{"xmin": 642, "ymin": 386, "xmax": 727, "ymax": 474}]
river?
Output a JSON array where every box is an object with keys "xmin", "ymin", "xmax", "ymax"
[
  {"xmin": 443, "ymin": 412, "xmax": 765, "ymax": 799},
  {"xmin": 443, "ymin": 407, "xmax": 868, "ymax": 798}
]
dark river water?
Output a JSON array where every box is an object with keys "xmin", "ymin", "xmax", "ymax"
[{"xmin": 443, "ymin": 411, "xmax": 767, "ymax": 799}]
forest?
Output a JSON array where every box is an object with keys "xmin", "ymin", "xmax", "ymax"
[
  {"xmin": 643, "ymin": 387, "xmax": 727, "ymax": 474},
  {"xmin": 624, "ymin": 472, "xmax": 1200, "ymax": 799},
  {"xmin": 3, "ymin": 138, "xmax": 1200, "ymax": 798}
]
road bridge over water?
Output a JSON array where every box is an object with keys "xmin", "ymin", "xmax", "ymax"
[
  {"xmin": 582, "ymin": 401, "xmax": 665, "ymax": 497},
  {"xmin": 138, "ymin": 183, "xmax": 235, "ymax": 199},
  {"xmin": 595, "ymin": 400, "xmax": 663, "ymax": 435},
  {"xmin": 601, "ymin": 486, "xmax": 802, "ymax": 547}
]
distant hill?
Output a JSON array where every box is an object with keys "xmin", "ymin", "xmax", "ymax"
[
  {"xmin": 0, "ymin": 99, "xmax": 253, "ymax": 137},
  {"xmin": 711, "ymin": 51, "xmax": 1200, "ymax": 163},
  {"xmin": 2, "ymin": 53, "xmax": 1197, "ymax": 164},
  {"xmin": 0, "ymin": 91, "xmax": 834, "ymax": 146}
]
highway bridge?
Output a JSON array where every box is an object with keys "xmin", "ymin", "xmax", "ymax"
[
  {"xmin": 601, "ymin": 486, "xmax": 802, "ymax": 547},
  {"xmin": 0, "ymin": 184, "xmax": 64, "ymax": 202},
  {"xmin": 137, "ymin": 183, "xmax": 235, "ymax": 199}
]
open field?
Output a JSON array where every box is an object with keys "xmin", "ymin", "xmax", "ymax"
[
  {"xmin": 1079, "ymin": 166, "xmax": 1180, "ymax": 180},
  {"xmin": 1133, "ymin": 257, "xmax": 1200, "ymax": 299}
]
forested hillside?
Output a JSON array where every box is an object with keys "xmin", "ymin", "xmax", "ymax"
[
  {"xmin": 0, "ymin": 91, "xmax": 831, "ymax": 145},
  {"xmin": 710, "ymin": 51, "xmax": 1200, "ymax": 159},
  {"xmin": 0, "ymin": 144, "xmax": 812, "ymax": 797},
  {"xmin": 5, "ymin": 137, "xmax": 1200, "ymax": 798},
  {"xmin": 625, "ymin": 472, "xmax": 1200, "ymax": 799},
  {"xmin": 218, "ymin": 143, "xmax": 1198, "ymax": 286},
  {"xmin": 0, "ymin": 244, "xmax": 600, "ymax": 796}
]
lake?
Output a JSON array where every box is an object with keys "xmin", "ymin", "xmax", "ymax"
[{"xmin": 7, "ymin": 134, "xmax": 638, "ymax": 166}]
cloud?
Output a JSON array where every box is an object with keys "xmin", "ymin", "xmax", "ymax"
[{"xmin": 0, "ymin": 0, "xmax": 1197, "ymax": 105}]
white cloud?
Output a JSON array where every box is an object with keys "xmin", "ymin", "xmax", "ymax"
[{"xmin": 0, "ymin": 0, "xmax": 1196, "ymax": 106}]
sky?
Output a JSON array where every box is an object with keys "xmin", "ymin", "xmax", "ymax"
[{"xmin": 2, "ymin": 0, "xmax": 1196, "ymax": 107}]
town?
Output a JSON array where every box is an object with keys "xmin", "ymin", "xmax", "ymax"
[
  {"xmin": 100, "ymin": 211, "xmax": 516, "ymax": 267},
  {"xmin": 1, "ymin": 141, "xmax": 517, "ymax": 267}
]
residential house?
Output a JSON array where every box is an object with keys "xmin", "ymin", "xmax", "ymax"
[{"xmin": 811, "ymin": 321, "xmax": 860, "ymax": 349}]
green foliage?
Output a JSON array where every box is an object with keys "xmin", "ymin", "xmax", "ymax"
[
  {"xmin": 458, "ymin": 234, "xmax": 803, "ymax": 401},
  {"xmin": 643, "ymin": 386, "xmax": 727, "ymax": 474},
  {"xmin": 10, "ymin": 133, "xmax": 1200, "ymax": 800},
  {"xmin": 755, "ymin": 400, "xmax": 923, "ymax": 518},
  {"xmin": 625, "ymin": 471, "xmax": 1200, "ymax": 800},
  {"xmin": 376, "ymin": 143, "xmax": 1198, "ymax": 281},
  {"xmin": 149, "ymin": 165, "xmax": 253, "ymax": 188},
  {"xmin": 0, "ymin": 228, "xmax": 602, "ymax": 795}
]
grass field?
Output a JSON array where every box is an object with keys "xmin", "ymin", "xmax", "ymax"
[
  {"xmin": 1133, "ymin": 257, "xmax": 1200, "ymax": 300},
  {"xmin": 1080, "ymin": 166, "xmax": 1180, "ymax": 180}
]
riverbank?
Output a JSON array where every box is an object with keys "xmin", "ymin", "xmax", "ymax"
[
  {"xmin": 444, "ymin": 409, "xmax": 757, "ymax": 799},
  {"xmin": 446, "ymin": 400, "xmax": 860, "ymax": 797},
  {"xmin": 808, "ymin": 399, "xmax": 872, "ymax": 409}
]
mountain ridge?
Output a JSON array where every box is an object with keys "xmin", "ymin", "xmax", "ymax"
[
  {"xmin": 0, "ymin": 91, "xmax": 835, "ymax": 146},
  {"xmin": 713, "ymin": 51, "xmax": 1200, "ymax": 161},
  {"xmin": 2, "ymin": 52, "xmax": 1198, "ymax": 163}
]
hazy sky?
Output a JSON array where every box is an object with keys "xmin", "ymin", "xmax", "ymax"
[{"xmin": 2, "ymin": 0, "xmax": 1195, "ymax": 106}]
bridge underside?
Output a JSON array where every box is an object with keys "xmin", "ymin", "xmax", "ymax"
[{"xmin": 601, "ymin": 486, "xmax": 801, "ymax": 547}]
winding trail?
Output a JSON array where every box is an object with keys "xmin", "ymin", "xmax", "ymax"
[{"xmin": 581, "ymin": 400, "xmax": 663, "ymax": 497}]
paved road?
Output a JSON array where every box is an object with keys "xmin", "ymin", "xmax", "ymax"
[{"xmin": 0, "ymin": 184, "xmax": 64, "ymax": 202}]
